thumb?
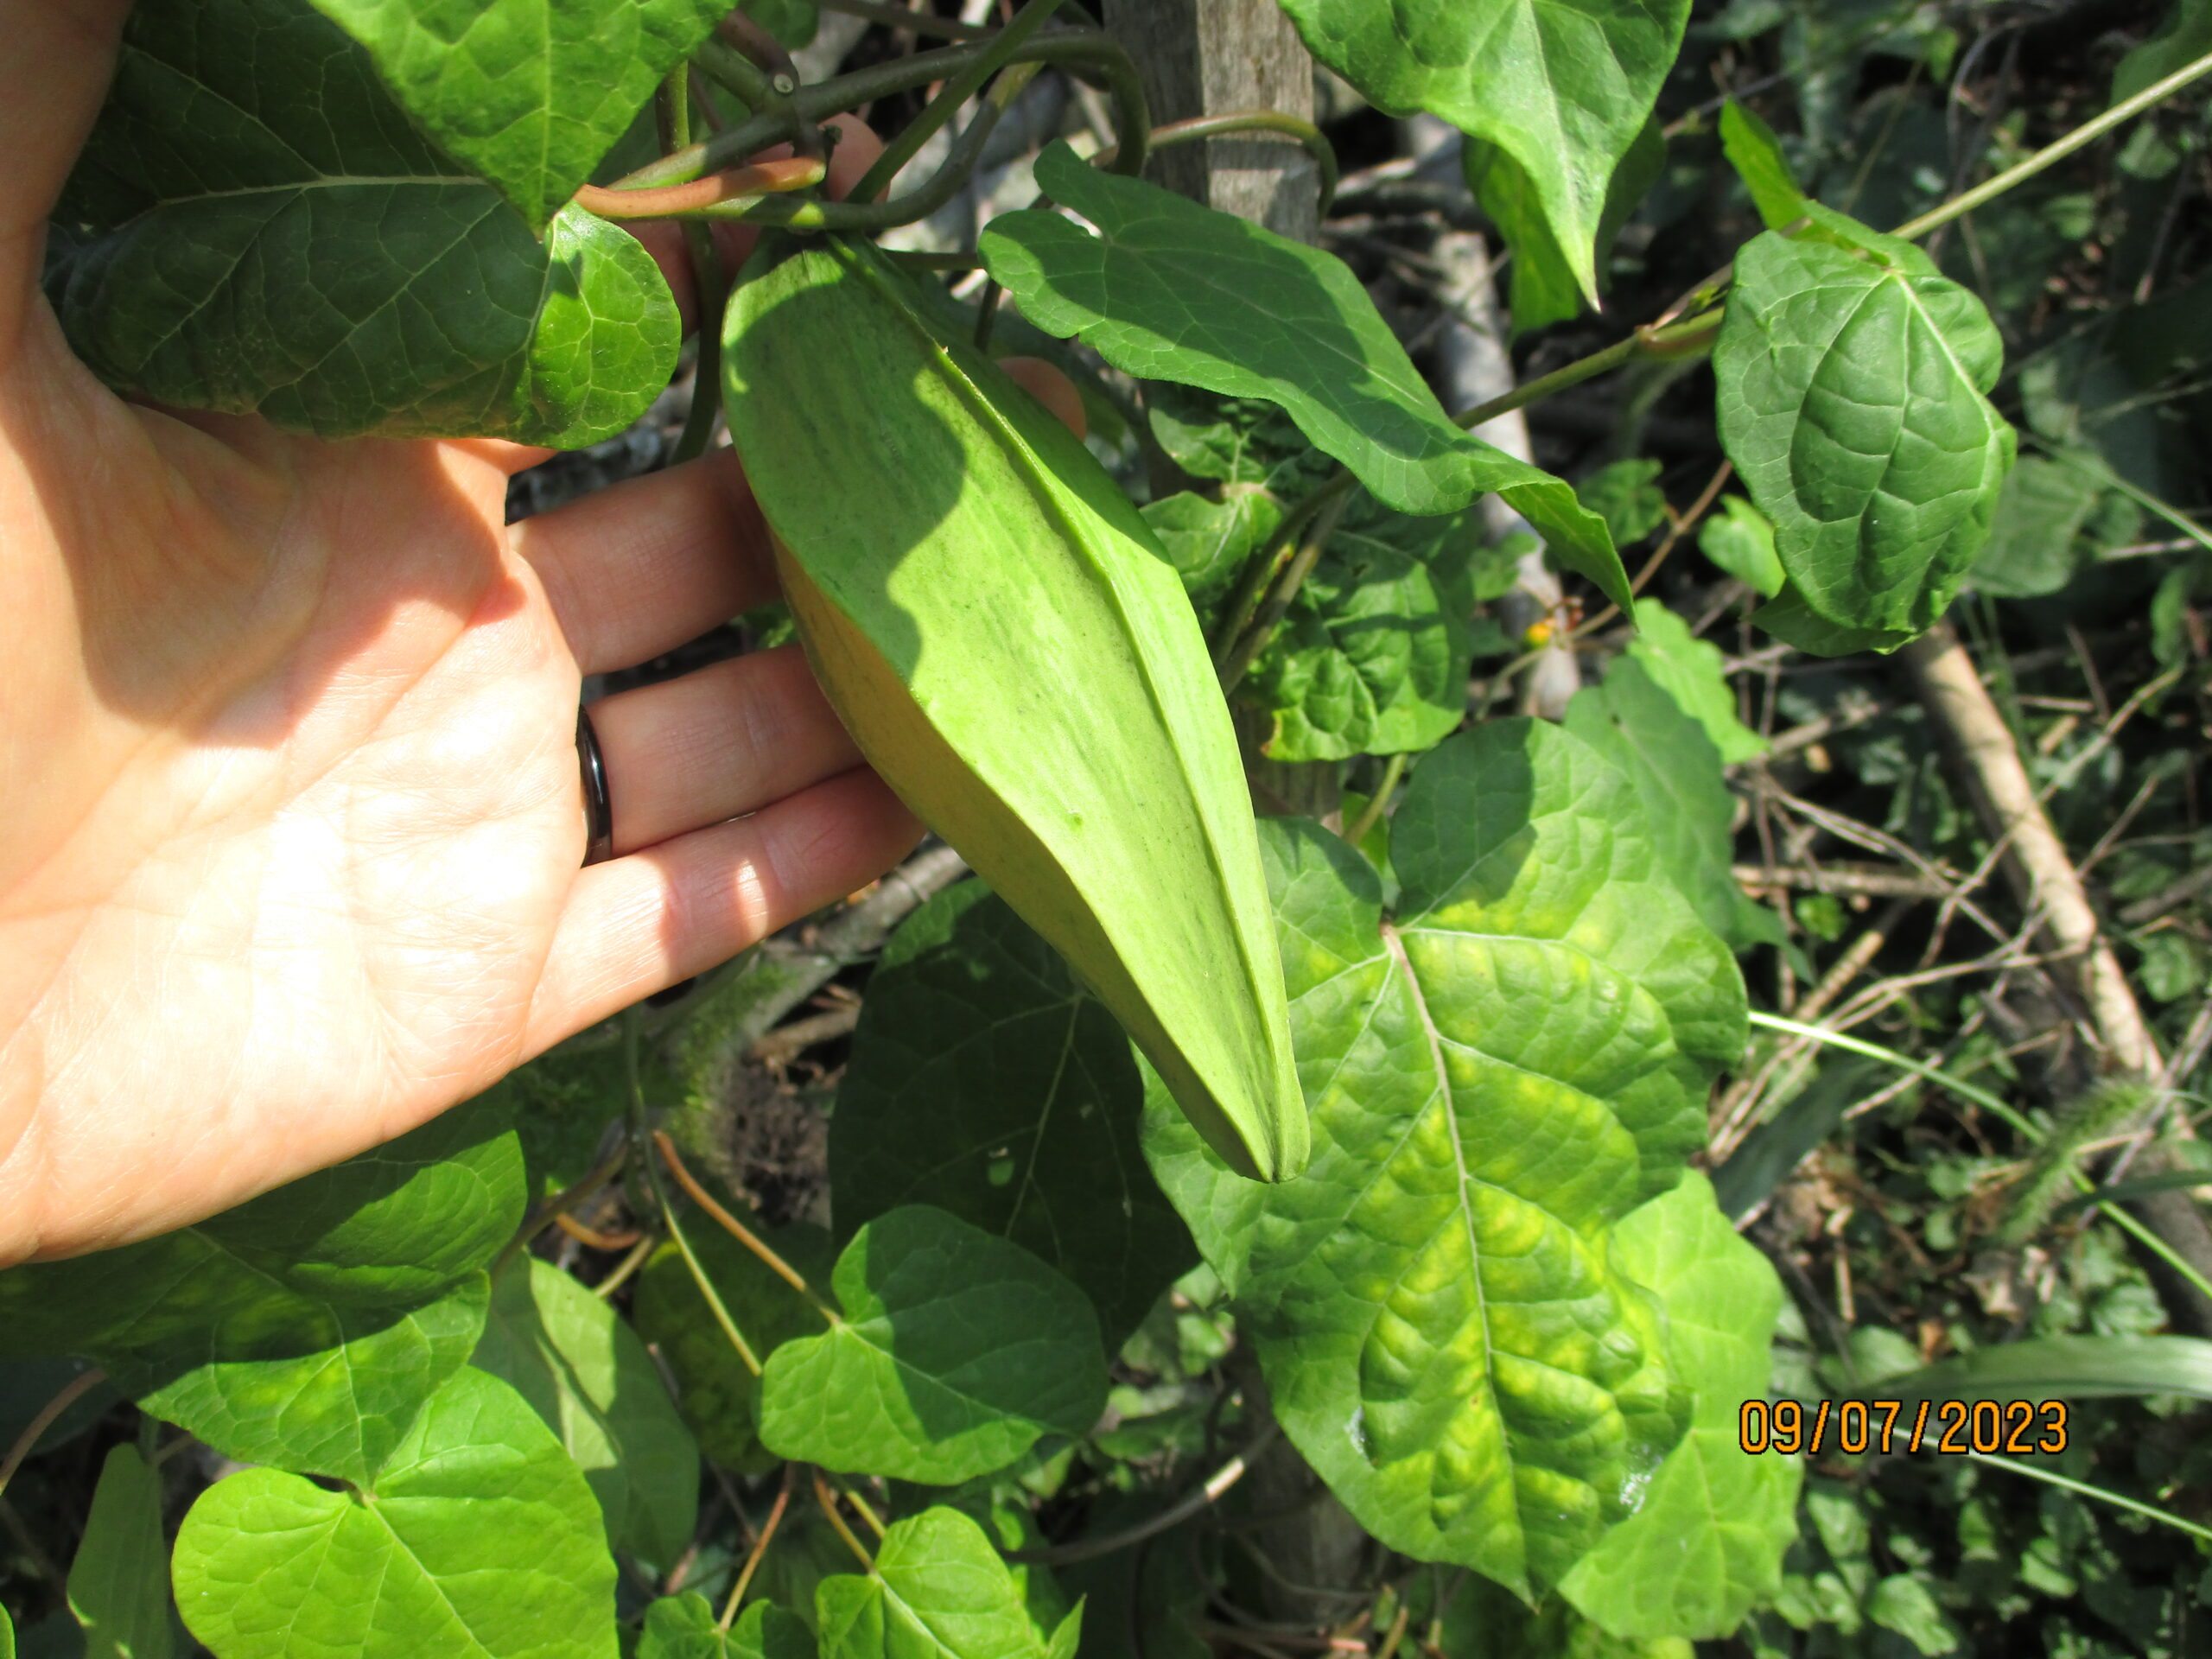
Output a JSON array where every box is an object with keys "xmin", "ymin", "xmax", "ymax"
[{"xmin": 0, "ymin": 0, "xmax": 130, "ymax": 349}]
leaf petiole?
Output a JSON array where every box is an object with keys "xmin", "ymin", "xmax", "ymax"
[
  {"xmin": 814, "ymin": 1469, "xmax": 877, "ymax": 1569},
  {"xmin": 653, "ymin": 1130, "xmax": 837, "ymax": 1321}
]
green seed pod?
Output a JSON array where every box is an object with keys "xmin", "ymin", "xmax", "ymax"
[{"xmin": 723, "ymin": 234, "xmax": 1306, "ymax": 1183}]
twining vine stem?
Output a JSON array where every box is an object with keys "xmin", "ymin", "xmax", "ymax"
[
  {"xmin": 0, "ymin": 1367, "xmax": 106, "ymax": 1501},
  {"xmin": 850, "ymin": 0, "xmax": 1070, "ymax": 206},
  {"xmin": 653, "ymin": 1129, "xmax": 836, "ymax": 1319},
  {"xmin": 720, "ymin": 1470, "xmax": 793, "ymax": 1630},
  {"xmin": 1207, "ymin": 51, "xmax": 2212, "ymax": 710},
  {"xmin": 1005, "ymin": 1421, "xmax": 1281, "ymax": 1566},
  {"xmin": 626, "ymin": 1007, "xmax": 765, "ymax": 1375}
]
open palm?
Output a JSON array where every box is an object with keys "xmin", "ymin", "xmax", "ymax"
[{"xmin": 0, "ymin": 1, "xmax": 920, "ymax": 1264}]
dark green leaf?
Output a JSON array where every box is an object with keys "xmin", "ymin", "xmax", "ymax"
[
  {"xmin": 54, "ymin": 0, "xmax": 677, "ymax": 442},
  {"xmin": 640, "ymin": 1596, "xmax": 817, "ymax": 1659},
  {"xmin": 1696, "ymin": 496, "xmax": 1786, "ymax": 597},
  {"xmin": 2, "ymin": 1601, "xmax": 11, "ymax": 1659},
  {"xmin": 1876, "ymin": 1335, "xmax": 2212, "ymax": 1403},
  {"xmin": 1867, "ymin": 1575, "xmax": 1959, "ymax": 1656},
  {"xmin": 2114, "ymin": 0, "xmax": 2212, "ymax": 102},
  {"xmin": 473, "ymin": 1257, "xmax": 700, "ymax": 1562},
  {"xmin": 981, "ymin": 146, "xmax": 1626, "ymax": 604},
  {"xmin": 1564, "ymin": 654, "xmax": 1781, "ymax": 952},
  {"xmin": 67, "ymin": 1446, "xmax": 174, "ymax": 1659},
  {"xmin": 0, "ymin": 1093, "xmax": 523, "ymax": 1480},
  {"xmin": 1558, "ymin": 1174, "xmax": 1801, "ymax": 1641},
  {"xmin": 632, "ymin": 1224, "xmax": 835, "ymax": 1474},
  {"xmin": 1146, "ymin": 722, "xmax": 1747, "ymax": 1594},
  {"xmin": 1141, "ymin": 490, "xmax": 1283, "ymax": 632},
  {"xmin": 1245, "ymin": 498, "xmax": 1488, "ymax": 761},
  {"xmin": 172, "ymin": 1368, "xmax": 618, "ymax": 1659},
  {"xmin": 1719, "ymin": 100, "xmax": 1810, "ymax": 231},
  {"xmin": 1464, "ymin": 119, "xmax": 1665, "ymax": 334},
  {"xmin": 815, "ymin": 1508, "xmax": 1050, "ymax": 1659},
  {"xmin": 303, "ymin": 0, "xmax": 726, "ymax": 229},
  {"xmin": 830, "ymin": 883, "xmax": 1194, "ymax": 1349},
  {"xmin": 1750, "ymin": 586, "xmax": 1921, "ymax": 656},
  {"xmin": 0, "ymin": 1362, "xmax": 118, "ymax": 1462},
  {"xmin": 1278, "ymin": 0, "xmax": 1691, "ymax": 302},
  {"xmin": 758, "ymin": 1207, "xmax": 1108, "ymax": 1485},
  {"xmin": 1716, "ymin": 207, "xmax": 2016, "ymax": 642},
  {"xmin": 1576, "ymin": 460, "xmax": 1669, "ymax": 546},
  {"xmin": 1142, "ymin": 384, "xmax": 1326, "ymax": 493},
  {"xmin": 742, "ymin": 0, "xmax": 821, "ymax": 51},
  {"xmin": 1968, "ymin": 454, "xmax": 2101, "ymax": 598},
  {"xmin": 135, "ymin": 1281, "xmax": 489, "ymax": 1484}
]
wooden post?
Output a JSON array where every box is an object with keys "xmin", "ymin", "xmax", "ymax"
[
  {"xmin": 1099, "ymin": 0, "xmax": 1319, "ymax": 241},
  {"xmin": 1102, "ymin": 0, "xmax": 1335, "ymax": 823}
]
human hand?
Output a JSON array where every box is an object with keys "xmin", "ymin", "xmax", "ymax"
[{"xmin": 0, "ymin": 5, "xmax": 939, "ymax": 1264}]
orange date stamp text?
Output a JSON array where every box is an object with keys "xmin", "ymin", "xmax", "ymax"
[{"xmin": 1738, "ymin": 1398, "xmax": 2069, "ymax": 1456}]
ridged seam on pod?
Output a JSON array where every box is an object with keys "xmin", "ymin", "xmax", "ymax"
[{"xmin": 722, "ymin": 232, "xmax": 1307, "ymax": 1183}]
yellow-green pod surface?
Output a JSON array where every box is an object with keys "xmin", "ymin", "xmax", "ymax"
[{"xmin": 722, "ymin": 234, "xmax": 1306, "ymax": 1183}]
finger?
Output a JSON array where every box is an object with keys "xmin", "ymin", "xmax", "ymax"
[
  {"xmin": 526, "ymin": 766, "xmax": 923, "ymax": 1045},
  {"xmin": 454, "ymin": 438, "xmax": 560, "ymax": 475},
  {"xmin": 631, "ymin": 114, "xmax": 887, "ymax": 331},
  {"xmin": 588, "ymin": 645, "xmax": 861, "ymax": 855},
  {"xmin": 514, "ymin": 447, "xmax": 775, "ymax": 675},
  {"xmin": 999, "ymin": 357, "xmax": 1087, "ymax": 442}
]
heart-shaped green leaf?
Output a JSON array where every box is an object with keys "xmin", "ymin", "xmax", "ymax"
[
  {"xmin": 1717, "ymin": 206, "xmax": 2016, "ymax": 646},
  {"xmin": 1146, "ymin": 721, "xmax": 1747, "ymax": 1594},
  {"xmin": 1245, "ymin": 498, "xmax": 1496, "ymax": 761},
  {"xmin": 830, "ymin": 882, "xmax": 1194, "ymax": 1350},
  {"xmin": 815, "ymin": 1508, "xmax": 1052, "ymax": 1659},
  {"xmin": 640, "ymin": 1596, "xmax": 817, "ymax": 1659},
  {"xmin": 173, "ymin": 1368, "xmax": 618, "ymax": 1659},
  {"xmin": 473, "ymin": 1257, "xmax": 700, "ymax": 1562},
  {"xmin": 302, "ymin": 0, "xmax": 727, "ymax": 230},
  {"xmin": 1558, "ymin": 1173, "xmax": 1802, "ymax": 1640},
  {"xmin": 0, "ymin": 1093, "xmax": 522, "ymax": 1481},
  {"xmin": 758, "ymin": 1207, "xmax": 1107, "ymax": 1485},
  {"xmin": 54, "ymin": 0, "xmax": 677, "ymax": 443},
  {"xmin": 1564, "ymin": 652, "xmax": 1783, "ymax": 953},
  {"xmin": 1279, "ymin": 0, "xmax": 1691, "ymax": 304}
]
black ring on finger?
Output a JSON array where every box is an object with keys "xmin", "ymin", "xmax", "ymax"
[{"xmin": 576, "ymin": 705, "xmax": 615, "ymax": 868}]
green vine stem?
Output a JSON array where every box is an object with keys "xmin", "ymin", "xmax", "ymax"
[
  {"xmin": 616, "ymin": 32, "xmax": 1146, "ymax": 200},
  {"xmin": 1965, "ymin": 1452, "xmax": 2212, "ymax": 1548},
  {"xmin": 0, "ymin": 1367, "xmax": 106, "ymax": 1501},
  {"xmin": 719, "ymin": 1474, "xmax": 793, "ymax": 1630},
  {"xmin": 1005, "ymin": 1422, "xmax": 1281, "ymax": 1566},
  {"xmin": 850, "ymin": 0, "xmax": 1069, "ymax": 206},
  {"xmin": 657, "ymin": 71, "xmax": 730, "ymax": 466},
  {"xmin": 1217, "ymin": 484, "xmax": 1354, "ymax": 694},
  {"xmin": 653, "ymin": 1129, "xmax": 839, "ymax": 1323},
  {"xmin": 1751, "ymin": 1011, "xmax": 2212, "ymax": 1309},
  {"xmin": 1111, "ymin": 110, "xmax": 1340, "ymax": 215},
  {"xmin": 1892, "ymin": 46, "xmax": 2212, "ymax": 242},
  {"xmin": 1211, "ymin": 470, "xmax": 1356, "ymax": 666},
  {"xmin": 1343, "ymin": 751, "xmax": 1405, "ymax": 847},
  {"xmin": 625, "ymin": 1006, "xmax": 764, "ymax": 1376},
  {"xmin": 813, "ymin": 1470, "xmax": 877, "ymax": 1569},
  {"xmin": 1460, "ymin": 48, "xmax": 2212, "ymax": 441}
]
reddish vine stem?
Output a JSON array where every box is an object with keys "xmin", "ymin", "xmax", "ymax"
[
  {"xmin": 719, "ymin": 1471, "xmax": 794, "ymax": 1630},
  {"xmin": 814, "ymin": 1470, "xmax": 876, "ymax": 1568},
  {"xmin": 653, "ymin": 1130, "xmax": 828, "ymax": 1312},
  {"xmin": 0, "ymin": 1368, "xmax": 106, "ymax": 1500}
]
